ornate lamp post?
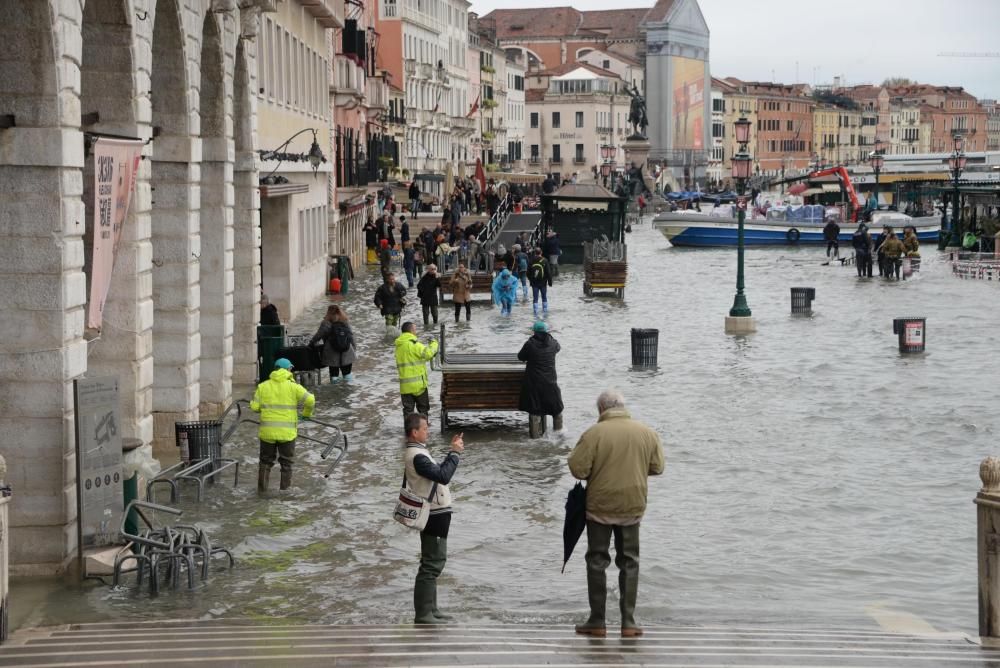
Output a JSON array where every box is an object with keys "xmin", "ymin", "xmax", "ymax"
[
  {"xmin": 948, "ymin": 133, "xmax": 967, "ymax": 247},
  {"xmin": 600, "ymin": 161, "xmax": 612, "ymax": 189},
  {"xmin": 600, "ymin": 144, "xmax": 614, "ymax": 189},
  {"xmin": 870, "ymin": 138, "xmax": 884, "ymax": 213},
  {"xmin": 726, "ymin": 116, "xmax": 755, "ymax": 334}
]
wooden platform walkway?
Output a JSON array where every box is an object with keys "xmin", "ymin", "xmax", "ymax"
[{"xmin": 2, "ymin": 620, "xmax": 1000, "ymax": 667}]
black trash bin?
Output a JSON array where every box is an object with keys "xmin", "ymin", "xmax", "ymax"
[
  {"xmin": 892, "ymin": 317, "xmax": 926, "ymax": 353},
  {"xmin": 175, "ymin": 420, "xmax": 223, "ymax": 472},
  {"xmin": 630, "ymin": 328, "xmax": 659, "ymax": 367},
  {"xmin": 790, "ymin": 287, "xmax": 816, "ymax": 314}
]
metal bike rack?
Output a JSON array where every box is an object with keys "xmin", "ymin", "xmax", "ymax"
[
  {"xmin": 112, "ymin": 500, "xmax": 234, "ymax": 595},
  {"xmin": 146, "ymin": 401, "xmax": 242, "ymax": 503}
]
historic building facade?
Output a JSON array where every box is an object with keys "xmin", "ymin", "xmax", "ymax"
[{"xmin": 0, "ymin": 0, "xmax": 283, "ymax": 574}]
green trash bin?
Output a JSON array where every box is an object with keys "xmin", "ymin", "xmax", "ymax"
[
  {"xmin": 121, "ymin": 438, "xmax": 143, "ymax": 537},
  {"xmin": 257, "ymin": 324, "xmax": 285, "ymax": 382}
]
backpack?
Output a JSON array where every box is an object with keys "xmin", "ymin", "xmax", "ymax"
[
  {"xmin": 531, "ymin": 259, "xmax": 546, "ymax": 282},
  {"xmin": 329, "ymin": 322, "xmax": 351, "ymax": 353},
  {"xmin": 517, "ymin": 252, "xmax": 528, "ymax": 272}
]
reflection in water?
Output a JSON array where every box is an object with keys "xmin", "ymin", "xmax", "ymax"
[{"xmin": 12, "ymin": 222, "xmax": 1000, "ymax": 634}]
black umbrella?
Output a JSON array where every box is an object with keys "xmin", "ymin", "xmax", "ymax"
[{"xmin": 561, "ymin": 482, "xmax": 587, "ymax": 573}]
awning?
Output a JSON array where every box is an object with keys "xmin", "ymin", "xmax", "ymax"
[
  {"xmin": 800, "ymin": 187, "xmax": 824, "ymax": 196},
  {"xmin": 821, "ymin": 184, "xmax": 842, "ymax": 193}
]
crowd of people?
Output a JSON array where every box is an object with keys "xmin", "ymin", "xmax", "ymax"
[{"xmin": 851, "ymin": 223, "xmax": 921, "ymax": 280}]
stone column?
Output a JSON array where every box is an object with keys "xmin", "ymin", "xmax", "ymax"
[
  {"xmin": 150, "ymin": 137, "xmax": 202, "ymax": 451},
  {"xmin": 977, "ymin": 456, "xmax": 1000, "ymax": 642}
]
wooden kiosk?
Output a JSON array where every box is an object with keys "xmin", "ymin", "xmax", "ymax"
[{"xmin": 436, "ymin": 326, "xmax": 548, "ymax": 437}]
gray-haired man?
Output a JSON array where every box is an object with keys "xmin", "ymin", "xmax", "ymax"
[{"xmin": 568, "ymin": 389, "xmax": 664, "ymax": 637}]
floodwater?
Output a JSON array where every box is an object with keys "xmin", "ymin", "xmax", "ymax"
[{"xmin": 12, "ymin": 221, "xmax": 1000, "ymax": 635}]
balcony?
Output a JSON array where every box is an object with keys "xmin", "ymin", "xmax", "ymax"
[
  {"xmin": 597, "ymin": 125, "xmax": 613, "ymax": 135},
  {"xmin": 573, "ymin": 157, "xmax": 587, "ymax": 165},
  {"xmin": 365, "ymin": 77, "xmax": 389, "ymax": 113},
  {"xmin": 381, "ymin": 0, "xmax": 397, "ymax": 17},
  {"xmin": 434, "ymin": 112, "xmax": 448, "ymax": 128},
  {"xmin": 450, "ymin": 116, "xmax": 475, "ymax": 134},
  {"xmin": 418, "ymin": 63, "xmax": 434, "ymax": 80},
  {"xmin": 433, "ymin": 68, "xmax": 450, "ymax": 86},
  {"xmin": 406, "ymin": 107, "xmax": 419, "ymax": 127},
  {"xmin": 419, "ymin": 109, "xmax": 433, "ymax": 126},
  {"xmin": 331, "ymin": 57, "xmax": 365, "ymax": 108},
  {"xmin": 550, "ymin": 157, "xmax": 562, "ymax": 164},
  {"xmin": 301, "ymin": 0, "xmax": 344, "ymax": 29},
  {"xmin": 528, "ymin": 156, "xmax": 541, "ymax": 165}
]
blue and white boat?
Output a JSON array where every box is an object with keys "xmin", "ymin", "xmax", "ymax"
[{"xmin": 653, "ymin": 208, "xmax": 941, "ymax": 248}]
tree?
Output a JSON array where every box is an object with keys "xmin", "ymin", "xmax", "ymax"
[{"xmin": 882, "ymin": 77, "xmax": 914, "ymax": 87}]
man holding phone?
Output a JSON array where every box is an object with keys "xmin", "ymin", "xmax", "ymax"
[{"xmin": 403, "ymin": 412, "xmax": 465, "ymax": 624}]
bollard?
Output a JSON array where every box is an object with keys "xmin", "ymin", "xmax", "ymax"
[
  {"xmin": 790, "ymin": 287, "xmax": 816, "ymax": 315},
  {"xmin": 976, "ymin": 457, "xmax": 1000, "ymax": 641},
  {"xmin": 630, "ymin": 328, "xmax": 659, "ymax": 367},
  {"xmin": 0, "ymin": 454, "xmax": 9, "ymax": 644},
  {"xmin": 892, "ymin": 317, "xmax": 926, "ymax": 353}
]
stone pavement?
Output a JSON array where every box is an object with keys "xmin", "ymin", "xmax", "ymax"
[{"xmin": 2, "ymin": 620, "xmax": 1000, "ymax": 667}]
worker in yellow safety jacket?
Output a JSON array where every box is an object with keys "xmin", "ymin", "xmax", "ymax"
[
  {"xmin": 394, "ymin": 321, "xmax": 439, "ymax": 420},
  {"xmin": 250, "ymin": 358, "xmax": 315, "ymax": 493}
]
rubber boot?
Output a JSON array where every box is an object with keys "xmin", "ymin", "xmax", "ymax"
[
  {"xmin": 413, "ymin": 580, "xmax": 441, "ymax": 624},
  {"xmin": 279, "ymin": 468, "xmax": 292, "ymax": 491},
  {"xmin": 619, "ymin": 525, "xmax": 642, "ymax": 637},
  {"xmin": 552, "ymin": 413, "xmax": 564, "ymax": 431},
  {"xmin": 575, "ymin": 566, "xmax": 608, "ymax": 637},
  {"xmin": 533, "ymin": 303, "xmax": 540, "ymax": 317},
  {"xmin": 542, "ymin": 300, "xmax": 549, "ymax": 315},
  {"xmin": 344, "ymin": 373, "xmax": 354, "ymax": 382},
  {"xmin": 256, "ymin": 464, "xmax": 270, "ymax": 494},
  {"xmin": 430, "ymin": 537, "xmax": 453, "ymax": 621}
]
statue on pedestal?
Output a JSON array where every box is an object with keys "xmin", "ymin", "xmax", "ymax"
[{"xmin": 625, "ymin": 84, "xmax": 648, "ymax": 139}]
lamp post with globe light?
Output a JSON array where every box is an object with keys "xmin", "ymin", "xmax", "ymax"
[
  {"xmin": 725, "ymin": 116, "xmax": 755, "ymax": 334},
  {"xmin": 870, "ymin": 138, "xmax": 884, "ymax": 213},
  {"xmin": 948, "ymin": 134, "xmax": 967, "ymax": 248}
]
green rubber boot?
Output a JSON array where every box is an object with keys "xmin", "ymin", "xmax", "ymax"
[
  {"xmin": 575, "ymin": 566, "xmax": 608, "ymax": 637},
  {"xmin": 618, "ymin": 524, "xmax": 642, "ymax": 637},
  {"xmin": 431, "ymin": 538, "xmax": 453, "ymax": 622},
  {"xmin": 413, "ymin": 579, "xmax": 440, "ymax": 624}
]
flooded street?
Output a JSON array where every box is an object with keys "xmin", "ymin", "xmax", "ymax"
[{"xmin": 13, "ymin": 221, "xmax": 1000, "ymax": 634}]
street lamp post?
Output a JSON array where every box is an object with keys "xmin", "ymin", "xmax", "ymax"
[
  {"xmin": 870, "ymin": 138, "xmax": 884, "ymax": 215},
  {"xmin": 600, "ymin": 144, "xmax": 613, "ymax": 190},
  {"xmin": 726, "ymin": 116, "xmax": 755, "ymax": 333},
  {"xmin": 948, "ymin": 134, "xmax": 967, "ymax": 248}
]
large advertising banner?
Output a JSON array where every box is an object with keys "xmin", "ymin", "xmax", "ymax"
[
  {"xmin": 671, "ymin": 56, "xmax": 705, "ymax": 151},
  {"xmin": 87, "ymin": 138, "xmax": 143, "ymax": 331}
]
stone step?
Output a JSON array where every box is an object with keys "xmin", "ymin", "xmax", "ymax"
[{"xmin": 1, "ymin": 621, "xmax": 996, "ymax": 667}]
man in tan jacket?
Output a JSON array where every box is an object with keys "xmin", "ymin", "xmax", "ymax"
[{"xmin": 568, "ymin": 389, "xmax": 664, "ymax": 638}]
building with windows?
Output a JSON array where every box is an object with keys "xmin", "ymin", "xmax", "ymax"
[
  {"xmin": 505, "ymin": 59, "xmax": 527, "ymax": 171},
  {"xmin": 256, "ymin": 2, "xmax": 339, "ymax": 322},
  {"xmin": 716, "ymin": 79, "xmax": 757, "ymax": 181},
  {"xmin": 524, "ymin": 62, "xmax": 631, "ymax": 180},
  {"xmin": 982, "ymin": 99, "xmax": 1000, "ymax": 152},
  {"xmin": 721, "ymin": 79, "xmax": 814, "ymax": 178},
  {"xmin": 375, "ymin": 0, "xmax": 472, "ymax": 198},
  {"xmin": 707, "ymin": 84, "xmax": 725, "ymax": 185}
]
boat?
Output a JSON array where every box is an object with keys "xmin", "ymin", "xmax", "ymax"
[
  {"xmin": 653, "ymin": 165, "xmax": 941, "ymax": 248},
  {"xmin": 653, "ymin": 209, "xmax": 942, "ymax": 247}
]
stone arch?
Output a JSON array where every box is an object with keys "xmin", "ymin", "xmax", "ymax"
[
  {"xmin": 0, "ymin": 0, "xmax": 81, "ymax": 572},
  {"xmin": 232, "ymin": 38, "xmax": 261, "ymax": 386},
  {"xmin": 150, "ymin": 0, "xmax": 201, "ymax": 447},
  {"xmin": 79, "ymin": 0, "xmax": 149, "ymax": 449},
  {"xmin": 198, "ymin": 12, "xmax": 233, "ymax": 413}
]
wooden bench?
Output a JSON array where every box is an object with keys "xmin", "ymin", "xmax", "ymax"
[
  {"xmin": 584, "ymin": 242, "xmax": 627, "ymax": 298},
  {"xmin": 436, "ymin": 326, "xmax": 547, "ymax": 437}
]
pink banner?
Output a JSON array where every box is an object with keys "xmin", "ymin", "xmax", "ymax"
[{"xmin": 87, "ymin": 138, "xmax": 142, "ymax": 331}]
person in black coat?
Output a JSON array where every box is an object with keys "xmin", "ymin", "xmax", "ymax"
[
  {"xmin": 260, "ymin": 294, "xmax": 281, "ymax": 326},
  {"xmin": 363, "ymin": 217, "xmax": 379, "ymax": 263},
  {"xmin": 374, "ymin": 272, "xmax": 407, "ymax": 329},
  {"xmin": 416, "ymin": 264, "xmax": 442, "ymax": 326},
  {"xmin": 517, "ymin": 321, "xmax": 564, "ymax": 428}
]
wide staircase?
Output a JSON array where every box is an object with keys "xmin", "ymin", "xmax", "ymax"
[{"xmin": 2, "ymin": 619, "xmax": 998, "ymax": 666}]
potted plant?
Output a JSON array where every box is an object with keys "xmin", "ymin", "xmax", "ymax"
[{"xmin": 482, "ymin": 98, "xmax": 498, "ymax": 110}]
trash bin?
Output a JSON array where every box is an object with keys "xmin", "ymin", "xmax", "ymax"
[
  {"xmin": 893, "ymin": 317, "xmax": 926, "ymax": 353},
  {"xmin": 257, "ymin": 324, "xmax": 285, "ymax": 383},
  {"xmin": 175, "ymin": 420, "xmax": 223, "ymax": 469},
  {"xmin": 630, "ymin": 328, "xmax": 659, "ymax": 367},
  {"xmin": 121, "ymin": 438, "xmax": 143, "ymax": 537},
  {"xmin": 790, "ymin": 287, "xmax": 816, "ymax": 314},
  {"xmin": 0, "ymin": 455, "xmax": 10, "ymax": 644}
]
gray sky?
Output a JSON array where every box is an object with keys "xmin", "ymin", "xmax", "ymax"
[{"xmin": 470, "ymin": 0, "xmax": 1000, "ymax": 100}]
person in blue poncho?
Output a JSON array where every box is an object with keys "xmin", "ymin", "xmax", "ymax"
[{"xmin": 491, "ymin": 268, "xmax": 519, "ymax": 316}]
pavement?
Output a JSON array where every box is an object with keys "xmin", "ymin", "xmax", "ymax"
[{"xmin": 2, "ymin": 619, "xmax": 1000, "ymax": 667}]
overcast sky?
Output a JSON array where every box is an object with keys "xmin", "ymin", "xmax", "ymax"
[{"xmin": 470, "ymin": 0, "xmax": 1000, "ymax": 100}]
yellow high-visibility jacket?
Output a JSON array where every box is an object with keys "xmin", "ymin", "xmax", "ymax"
[
  {"xmin": 250, "ymin": 368, "xmax": 315, "ymax": 443},
  {"xmin": 394, "ymin": 331, "xmax": 438, "ymax": 396}
]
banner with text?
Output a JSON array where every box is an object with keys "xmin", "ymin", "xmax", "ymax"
[{"xmin": 87, "ymin": 138, "xmax": 142, "ymax": 331}]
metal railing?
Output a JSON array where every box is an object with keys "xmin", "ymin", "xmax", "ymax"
[{"xmin": 475, "ymin": 194, "xmax": 513, "ymax": 249}]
